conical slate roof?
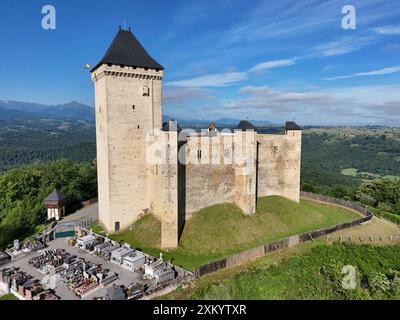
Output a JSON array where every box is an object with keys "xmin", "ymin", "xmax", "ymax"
[
  {"xmin": 44, "ymin": 188, "xmax": 65, "ymax": 202},
  {"xmin": 91, "ymin": 29, "xmax": 164, "ymax": 72},
  {"xmin": 236, "ymin": 120, "xmax": 256, "ymax": 131},
  {"xmin": 285, "ymin": 121, "xmax": 301, "ymax": 130},
  {"xmin": 162, "ymin": 120, "xmax": 181, "ymax": 132}
]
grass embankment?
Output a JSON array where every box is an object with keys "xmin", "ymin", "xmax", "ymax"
[
  {"xmin": 90, "ymin": 196, "xmax": 360, "ymax": 271},
  {"xmin": 169, "ymin": 243, "xmax": 400, "ymax": 300},
  {"xmin": 0, "ymin": 294, "xmax": 18, "ymax": 301}
]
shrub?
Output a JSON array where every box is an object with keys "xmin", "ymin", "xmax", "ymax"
[
  {"xmin": 368, "ymin": 272, "xmax": 391, "ymax": 293},
  {"xmin": 391, "ymin": 277, "xmax": 400, "ymax": 295}
]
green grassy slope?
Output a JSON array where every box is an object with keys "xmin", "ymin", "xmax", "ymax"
[
  {"xmin": 0, "ymin": 293, "xmax": 18, "ymax": 300},
  {"xmin": 182, "ymin": 243, "xmax": 400, "ymax": 300},
  {"xmin": 91, "ymin": 196, "xmax": 360, "ymax": 271}
]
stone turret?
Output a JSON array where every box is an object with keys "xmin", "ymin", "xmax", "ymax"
[
  {"xmin": 234, "ymin": 121, "xmax": 257, "ymax": 214},
  {"xmin": 44, "ymin": 188, "xmax": 66, "ymax": 221}
]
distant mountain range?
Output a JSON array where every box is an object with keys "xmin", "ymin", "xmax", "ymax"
[
  {"xmin": 0, "ymin": 100, "xmax": 277, "ymax": 127},
  {"xmin": 0, "ymin": 100, "xmax": 95, "ymax": 121}
]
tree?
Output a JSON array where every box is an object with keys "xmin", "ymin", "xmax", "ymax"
[{"xmin": 0, "ymin": 160, "xmax": 97, "ymax": 249}]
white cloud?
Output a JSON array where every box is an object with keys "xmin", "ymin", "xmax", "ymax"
[
  {"xmin": 167, "ymin": 35, "xmax": 377, "ymax": 89},
  {"xmin": 364, "ymin": 101, "xmax": 400, "ymax": 118},
  {"xmin": 163, "ymin": 86, "xmax": 216, "ymax": 105},
  {"xmin": 249, "ymin": 59, "xmax": 297, "ymax": 73},
  {"xmin": 222, "ymin": 84, "xmax": 400, "ymax": 123},
  {"xmin": 166, "ymin": 58, "xmax": 296, "ymax": 88},
  {"xmin": 323, "ymin": 66, "xmax": 400, "ymax": 80},
  {"xmin": 372, "ymin": 24, "xmax": 400, "ymax": 35},
  {"xmin": 310, "ymin": 37, "xmax": 375, "ymax": 58},
  {"xmin": 226, "ymin": 85, "xmax": 336, "ymax": 113},
  {"xmin": 328, "ymin": 85, "xmax": 400, "ymax": 104},
  {"xmin": 166, "ymin": 72, "xmax": 248, "ymax": 88}
]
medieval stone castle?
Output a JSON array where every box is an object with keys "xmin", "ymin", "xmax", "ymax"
[{"xmin": 91, "ymin": 29, "xmax": 302, "ymax": 249}]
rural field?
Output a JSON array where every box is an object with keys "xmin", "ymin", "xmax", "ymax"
[{"xmin": 91, "ymin": 196, "xmax": 360, "ymax": 271}]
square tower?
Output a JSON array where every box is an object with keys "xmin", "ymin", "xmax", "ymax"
[{"xmin": 91, "ymin": 29, "xmax": 164, "ymax": 233}]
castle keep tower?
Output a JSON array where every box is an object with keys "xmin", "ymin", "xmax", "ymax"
[
  {"xmin": 91, "ymin": 28, "xmax": 302, "ymax": 250},
  {"xmin": 91, "ymin": 29, "xmax": 165, "ymax": 235}
]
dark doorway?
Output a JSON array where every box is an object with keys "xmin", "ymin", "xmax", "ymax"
[
  {"xmin": 256, "ymin": 140, "xmax": 260, "ymax": 206},
  {"xmin": 177, "ymin": 140, "xmax": 186, "ymax": 240},
  {"xmin": 115, "ymin": 221, "xmax": 120, "ymax": 232}
]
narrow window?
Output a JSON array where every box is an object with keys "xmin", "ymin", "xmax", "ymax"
[
  {"xmin": 132, "ymin": 105, "xmax": 135, "ymax": 110},
  {"xmin": 115, "ymin": 221, "xmax": 120, "ymax": 232},
  {"xmin": 197, "ymin": 150, "xmax": 202, "ymax": 159},
  {"xmin": 142, "ymin": 86, "xmax": 150, "ymax": 96},
  {"xmin": 137, "ymin": 125, "xmax": 140, "ymax": 129}
]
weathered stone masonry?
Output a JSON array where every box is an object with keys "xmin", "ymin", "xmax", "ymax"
[{"xmin": 91, "ymin": 29, "xmax": 302, "ymax": 249}]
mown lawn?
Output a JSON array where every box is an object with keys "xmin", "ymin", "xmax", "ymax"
[
  {"xmin": 90, "ymin": 196, "xmax": 360, "ymax": 271},
  {"xmin": 176, "ymin": 243, "xmax": 400, "ymax": 300}
]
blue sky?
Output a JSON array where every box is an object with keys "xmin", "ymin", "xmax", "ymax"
[{"xmin": 0, "ymin": 0, "xmax": 399, "ymax": 125}]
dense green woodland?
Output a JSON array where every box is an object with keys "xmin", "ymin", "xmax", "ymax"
[
  {"xmin": 0, "ymin": 160, "xmax": 97, "ymax": 249},
  {"xmin": 357, "ymin": 179, "xmax": 400, "ymax": 224},
  {"xmin": 301, "ymin": 130, "xmax": 400, "ymax": 198},
  {"xmin": 0, "ymin": 117, "xmax": 95, "ymax": 171},
  {"xmin": 302, "ymin": 133, "xmax": 400, "ymax": 177},
  {"xmin": 300, "ymin": 129, "xmax": 400, "ymax": 224}
]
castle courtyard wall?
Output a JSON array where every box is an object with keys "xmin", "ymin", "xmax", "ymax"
[
  {"xmin": 183, "ymin": 135, "xmax": 236, "ymax": 218},
  {"xmin": 256, "ymin": 130, "xmax": 302, "ymax": 202}
]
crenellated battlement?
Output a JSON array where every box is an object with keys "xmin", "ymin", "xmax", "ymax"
[{"xmin": 92, "ymin": 64, "xmax": 163, "ymax": 82}]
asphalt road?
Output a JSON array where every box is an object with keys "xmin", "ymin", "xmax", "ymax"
[{"xmin": 62, "ymin": 203, "xmax": 99, "ymax": 226}]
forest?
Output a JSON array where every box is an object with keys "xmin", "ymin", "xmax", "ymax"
[
  {"xmin": 0, "ymin": 160, "xmax": 97, "ymax": 249},
  {"xmin": 301, "ymin": 128, "xmax": 400, "ymax": 199},
  {"xmin": 0, "ymin": 115, "xmax": 95, "ymax": 172}
]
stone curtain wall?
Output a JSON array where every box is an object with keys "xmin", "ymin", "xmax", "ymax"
[
  {"xmin": 184, "ymin": 135, "xmax": 236, "ymax": 217},
  {"xmin": 195, "ymin": 192, "xmax": 373, "ymax": 277},
  {"xmin": 257, "ymin": 131, "xmax": 302, "ymax": 203}
]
